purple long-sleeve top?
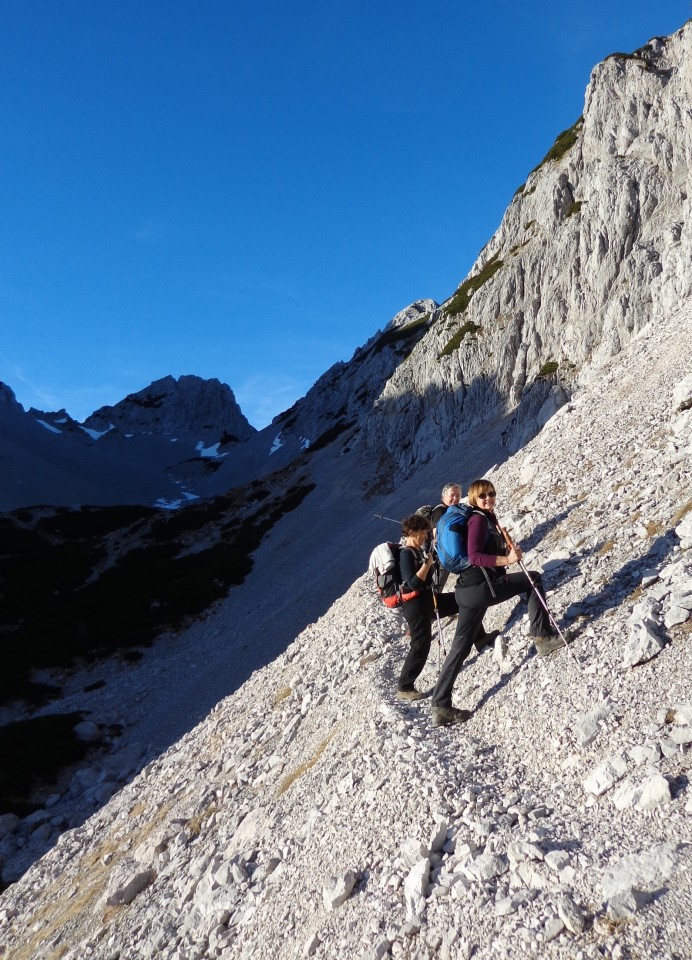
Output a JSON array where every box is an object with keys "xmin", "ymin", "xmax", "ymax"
[{"xmin": 466, "ymin": 510, "xmax": 500, "ymax": 568}]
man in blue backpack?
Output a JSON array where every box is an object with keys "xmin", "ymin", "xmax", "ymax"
[
  {"xmin": 416, "ymin": 483, "xmax": 466, "ymax": 589},
  {"xmin": 429, "ymin": 483, "xmax": 463, "ymax": 593}
]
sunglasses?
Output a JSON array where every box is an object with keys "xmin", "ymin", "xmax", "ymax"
[{"xmin": 478, "ymin": 491, "xmax": 496, "ymax": 499}]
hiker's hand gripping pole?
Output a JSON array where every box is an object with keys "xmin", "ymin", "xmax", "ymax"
[{"xmin": 496, "ymin": 522, "xmax": 576, "ymax": 661}]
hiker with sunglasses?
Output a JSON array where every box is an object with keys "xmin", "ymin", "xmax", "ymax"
[{"xmin": 429, "ymin": 478, "xmax": 561, "ymax": 727}]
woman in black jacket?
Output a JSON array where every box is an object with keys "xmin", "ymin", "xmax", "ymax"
[{"xmin": 396, "ymin": 513, "xmax": 459, "ymax": 701}]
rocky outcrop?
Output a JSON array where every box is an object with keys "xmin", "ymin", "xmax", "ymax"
[
  {"xmin": 0, "ymin": 383, "xmax": 22, "ymax": 410},
  {"xmin": 357, "ymin": 23, "xmax": 692, "ymax": 477},
  {"xmin": 83, "ymin": 375, "xmax": 256, "ymax": 444},
  {"xmin": 269, "ymin": 299, "xmax": 436, "ymax": 454}
]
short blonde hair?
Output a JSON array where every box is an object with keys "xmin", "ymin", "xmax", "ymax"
[{"xmin": 467, "ymin": 478, "xmax": 496, "ymax": 507}]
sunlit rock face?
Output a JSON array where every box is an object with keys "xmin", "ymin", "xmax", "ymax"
[{"xmin": 355, "ymin": 25, "xmax": 692, "ymax": 477}]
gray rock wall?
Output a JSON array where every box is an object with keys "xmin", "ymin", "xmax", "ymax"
[{"xmin": 356, "ymin": 24, "xmax": 692, "ymax": 476}]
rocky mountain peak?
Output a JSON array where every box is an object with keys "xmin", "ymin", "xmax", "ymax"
[
  {"xmin": 0, "ymin": 382, "xmax": 21, "ymax": 410},
  {"xmin": 83, "ymin": 374, "xmax": 256, "ymax": 443},
  {"xmin": 267, "ymin": 299, "xmax": 437, "ymax": 457},
  {"xmin": 384, "ymin": 298, "xmax": 438, "ymax": 331}
]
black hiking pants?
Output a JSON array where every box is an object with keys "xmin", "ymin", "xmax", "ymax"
[
  {"xmin": 431, "ymin": 570, "xmax": 552, "ymax": 709},
  {"xmin": 398, "ymin": 590, "xmax": 458, "ymax": 691}
]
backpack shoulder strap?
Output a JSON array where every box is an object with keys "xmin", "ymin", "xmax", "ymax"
[
  {"xmin": 446, "ymin": 503, "xmax": 472, "ymax": 526},
  {"xmin": 430, "ymin": 503, "xmax": 447, "ymax": 525},
  {"xmin": 468, "ymin": 510, "xmax": 505, "ymax": 553}
]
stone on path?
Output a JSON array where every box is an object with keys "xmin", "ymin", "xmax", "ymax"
[
  {"xmin": 104, "ymin": 858, "xmax": 155, "ymax": 906},
  {"xmin": 323, "ymin": 870, "xmax": 357, "ymax": 911}
]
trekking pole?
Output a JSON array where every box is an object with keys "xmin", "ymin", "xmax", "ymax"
[
  {"xmin": 374, "ymin": 513, "xmax": 401, "ymax": 525},
  {"xmin": 432, "ymin": 587, "xmax": 446, "ymax": 669},
  {"xmin": 431, "ymin": 561, "xmax": 447, "ymax": 670},
  {"xmin": 496, "ymin": 521, "xmax": 578, "ymax": 665}
]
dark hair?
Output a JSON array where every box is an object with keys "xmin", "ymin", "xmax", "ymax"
[{"xmin": 401, "ymin": 513, "xmax": 432, "ymax": 537}]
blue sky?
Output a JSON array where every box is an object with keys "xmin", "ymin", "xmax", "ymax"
[{"xmin": 1, "ymin": 1, "xmax": 688, "ymax": 428}]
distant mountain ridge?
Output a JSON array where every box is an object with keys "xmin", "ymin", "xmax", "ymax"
[{"xmin": 0, "ymin": 375, "xmax": 256, "ymax": 510}]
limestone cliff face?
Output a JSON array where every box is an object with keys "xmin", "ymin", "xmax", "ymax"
[{"xmin": 355, "ymin": 23, "xmax": 692, "ymax": 478}]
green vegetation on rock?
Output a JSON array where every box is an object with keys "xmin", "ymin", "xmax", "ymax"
[
  {"xmin": 439, "ymin": 321, "xmax": 482, "ymax": 358},
  {"xmin": 534, "ymin": 117, "xmax": 583, "ymax": 171},
  {"xmin": 605, "ymin": 50, "xmax": 654, "ymax": 71},
  {"xmin": 445, "ymin": 254, "xmax": 504, "ymax": 318},
  {"xmin": 537, "ymin": 360, "xmax": 559, "ymax": 378},
  {"xmin": 514, "ymin": 117, "xmax": 583, "ymax": 199},
  {"xmin": 370, "ymin": 313, "xmax": 431, "ymax": 355}
]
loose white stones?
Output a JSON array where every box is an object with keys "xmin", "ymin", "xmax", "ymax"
[
  {"xmin": 612, "ymin": 771, "xmax": 672, "ymax": 811},
  {"xmin": 103, "ymin": 858, "xmax": 156, "ymax": 906},
  {"xmin": 583, "ymin": 752, "xmax": 628, "ymax": 796},
  {"xmin": 2, "ymin": 214, "xmax": 692, "ymax": 960}
]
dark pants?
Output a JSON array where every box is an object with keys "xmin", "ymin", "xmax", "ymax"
[
  {"xmin": 431, "ymin": 570, "xmax": 552, "ymax": 708},
  {"xmin": 398, "ymin": 590, "xmax": 458, "ymax": 691}
]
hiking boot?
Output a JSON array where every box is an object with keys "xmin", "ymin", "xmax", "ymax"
[
  {"xmin": 396, "ymin": 687, "xmax": 424, "ymax": 701},
  {"xmin": 533, "ymin": 633, "xmax": 565, "ymax": 657},
  {"xmin": 474, "ymin": 629, "xmax": 500, "ymax": 654},
  {"xmin": 431, "ymin": 706, "xmax": 472, "ymax": 727}
]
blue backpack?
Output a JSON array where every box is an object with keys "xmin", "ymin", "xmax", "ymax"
[{"xmin": 436, "ymin": 503, "xmax": 473, "ymax": 573}]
